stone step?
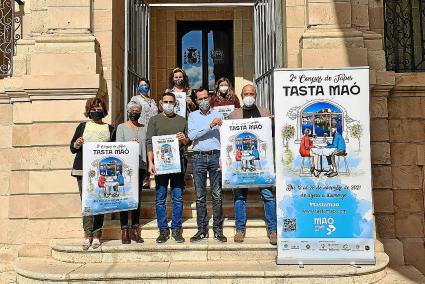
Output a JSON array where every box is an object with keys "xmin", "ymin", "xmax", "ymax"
[
  {"xmin": 51, "ymin": 237, "xmax": 276, "ymax": 263},
  {"xmin": 102, "ymin": 218, "xmax": 271, "ymax": 240},
  {"xmin": 14, "ymin": 253, "xmax": 389, "ymax": 284}
]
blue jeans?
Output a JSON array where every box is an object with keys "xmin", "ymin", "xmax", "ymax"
[
  {"xmin": 155, "ymin": 173, "xmax": 185, "ymax": 231},
  {"xmin": 192, "ymin": 151, "xmax": 223, "ymax": 232},
  {"xmin": 233, "ymin": 188, "xmax": 277, "ymax": 233}
]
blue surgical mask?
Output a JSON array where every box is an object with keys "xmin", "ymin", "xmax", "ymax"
[{"xmin": 138, "ymin": 85, "xmax": 150, "ymax": 94}]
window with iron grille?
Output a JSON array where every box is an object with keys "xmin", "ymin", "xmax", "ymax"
[
  {"xmin": 384, "ymin": 0, "xmax": 425, "ymax": 72},
  {"xmin": 0, "ymin": 0, "xmax": 23, "ymax": 78}
]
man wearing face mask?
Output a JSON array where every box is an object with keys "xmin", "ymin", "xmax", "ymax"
[
  {"xmin": 187, "ymin": 88, "xmax": 227, "ymax": 243},
  {"xmin": 146, "ymin": 92, "xmax": 190, "ymax": 244},
  {"xmin": 228, "ymin": 84, "xmax": 277, "ymax": 245}
]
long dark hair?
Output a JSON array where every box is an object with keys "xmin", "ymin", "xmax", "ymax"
[{"xmin": 168, "ymin": 68, "xmax": 190, "ymax": 91}]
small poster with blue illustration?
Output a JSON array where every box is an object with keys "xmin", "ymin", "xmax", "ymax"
[
  {"xmin": 213, "ymin": 105, "xmax": 235, "ymax": 120},
  {"xmin": 82, "ymin": 142, "xmax": 139, "ymax": 216},
  {"xmin": 273, "ymin": 67, "xmax": 375, "ymax": 265},
  {"xmin": 220, "ymin": 117, "xmax": 275, "ymax": 188},
  {"xmin": 152, "ymin": 134, "xmax": 181, "ymax": 175},
  {"xmin": 173, "ymin": 92, "xmax": 187, "ymax": 118}
]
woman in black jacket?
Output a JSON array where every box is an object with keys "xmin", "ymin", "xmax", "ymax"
[{"xmin": 70, "ymin": 97, "xmax": 115, "ymax": 250}]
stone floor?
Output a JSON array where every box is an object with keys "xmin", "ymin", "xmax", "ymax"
[
  {"xmin": 377, "ymin": 266, "xmax": 425, "ymax": 284},
  {"xmin": 3, "ymin": 262, "xmax": 425, "ymax": 283}
]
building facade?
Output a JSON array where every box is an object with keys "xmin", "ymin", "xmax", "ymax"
[{"xmin": 0, "ymin": 0, "xmax": 424, "ymax": 281}]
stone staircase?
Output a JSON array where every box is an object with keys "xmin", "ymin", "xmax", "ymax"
[
  {"xmin": 9, "ymin": 182, "xmax": 421, "ymax": 283},
  {"xmin": 14, "ymin": 220, "xmax": 392, "ymax": 284}
]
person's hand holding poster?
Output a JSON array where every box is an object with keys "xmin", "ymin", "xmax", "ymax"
[{"xmin": 152, "ymin": 134, "xmax": 181, "ymax": 175}]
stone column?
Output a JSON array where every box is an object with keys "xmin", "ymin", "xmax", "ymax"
[
  {"xmin": 2, "ymin": 0, "xmax": 105, "ymax": 260},
  {"xmin": 299, "ymin": 0, "xmax": 386, "ymax": 71}
]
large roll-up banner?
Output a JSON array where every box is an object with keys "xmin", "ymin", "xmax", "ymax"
[{"xmin": 274, "ymin": 67, "xmax": 375, "ymax": 264}]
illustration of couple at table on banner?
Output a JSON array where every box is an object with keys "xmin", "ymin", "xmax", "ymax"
[{"xmin": 281, "ymin": 100, "xmax": 364, "ymax": 179}]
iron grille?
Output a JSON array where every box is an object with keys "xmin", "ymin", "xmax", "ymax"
[
  {"xmin": 124, "ymin": 0, "xmax": 150, "ymax": 104},
  {"xmin": 384, "ymin": 0, "xmax": 425, "ymax": 72},
  {"xmin": 253, "ymin": 0, "xmax": 283, "ymax": 113},
  {"xmin": 0, "ymin": 0, "xmax": 23, "ymax": 78}
]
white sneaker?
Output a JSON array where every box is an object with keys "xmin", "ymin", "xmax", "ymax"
[
  {"xmin": 82, "ymin": 238, "xmax": 91, "ymax": 251},
  {"xmin": 91, "ymin": 238, "xmax": 101, "ymax": 249}
]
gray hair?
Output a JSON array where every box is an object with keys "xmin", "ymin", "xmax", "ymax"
[{"xmin": 127, "ymin": 101, "xmax": 141, "ymax": 112}]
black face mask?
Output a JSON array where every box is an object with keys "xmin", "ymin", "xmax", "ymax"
[
  {"xmin": 128, "ymin": 112, "xmax": 141, "ymax": 122},
  {"xmin": 89, "ymin": 111, "xmax": 105, "ymax": 120}
]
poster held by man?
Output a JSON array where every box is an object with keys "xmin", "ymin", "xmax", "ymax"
[
  {"xmin": 173, "ymin": 92, "xmax": 187, "ymax": 118},
  {"xmin": 220, "ymin": 117, "xmax": 275, "ymax": 189},
  {"xmin": 274, "ymin": 67, "xmax": 375, "ymax": 265},
  {"xmin": 82, "ymin": 142, "xmax": 139, "ymax": 216},
  {"xmin": 214, "ymin": 105, "xmax": 235, "ymax": 120},
  {"xmin": 152, "ymin": 135, "xmax": 181, "ymax": 175}
]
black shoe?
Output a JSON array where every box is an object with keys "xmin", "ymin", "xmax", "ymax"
[
  {"xmin": 310, "ymin": 166, "xmax": 315, "ymax": 174},
  {"xmin": 324, "ymin": 169, "xmax": 334, "ymax": 176},
  {"xmin": 171, "ymin": 228, "xmax": 185, "ymax": 243},
  {"xmin": 156, "ymin": 230, "xmax": 169, "ymax": 244},
  {"xmin": 213, "ymin": 231, "xmax": 227, "ymax": 243},
  {"xmin": 190, "ymin": 230, "xmax": 209, "ymax": 243},
  {"xmin": 313, "ymin": 169, "xmax": 320, "ymax": 177}
]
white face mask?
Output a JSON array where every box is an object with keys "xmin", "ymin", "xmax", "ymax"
[
  {"xmin": 219, "ymin": 86, "xmax": 229, "ymax": 94},
  {"xmin": 198, "ymin": 99, "xmax": 210, "ymax": 111},
  {"xmin": 162, "ymin": 103, "xmax": 175, "ymax": 115},
  {"xmin": 243, "ymin": 95, "xmax": 256, "ymax": 107}
]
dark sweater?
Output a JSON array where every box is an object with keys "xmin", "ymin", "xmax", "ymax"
[
  {"xmin": 70, "ymin": 122, "xmax": 115, "ymax": 177},
  {"xmin": 146, "ymin": 113, "xmax": 188, "ymax": 153}
]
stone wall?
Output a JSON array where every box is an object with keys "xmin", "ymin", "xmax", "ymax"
[
  {"xmin": 388, "ymin": 74, "xmax": 425, "ymax": 273},
  {"xmin": 0, "ymin": 0, "xmax": 424, "ymax": 277},
  {"xmin": 0, "ymin": 0, "xmax": 106, "ymax": 266},
  {"xmin": 369, "ymin": 72, "xmax": 425, "ymax": 274}
]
